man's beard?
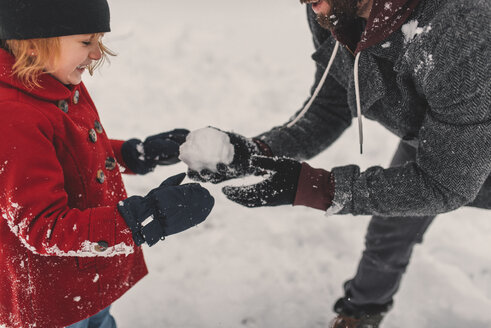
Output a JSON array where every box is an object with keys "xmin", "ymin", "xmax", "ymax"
[{"xmin": 316, "ymin": 0, "xmax": 361, "ymax": 31}]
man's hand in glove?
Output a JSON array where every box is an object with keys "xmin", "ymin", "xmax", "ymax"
[
  {"xmin": 222, "ymin": 156, "xmax": 301, "ymax": 207},
  {"xmin": 223, "ymin": 155, "xmax": 335, "ymax": 211},
  {"xmin": 122, "ymin": 129, "xmax": 189, "ymax": 174},
  {"xmin": 187, "ymin": 128, "xmax": 272, "ymax": 184},
  {"xmin": 118, "ymin": 173, "xmax": 215, "ymax": 246}
]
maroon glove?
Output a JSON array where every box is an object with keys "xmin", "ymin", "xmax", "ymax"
[{"xmin": 294, "ymin": 162, "xmax": 335, "ymax": 211}]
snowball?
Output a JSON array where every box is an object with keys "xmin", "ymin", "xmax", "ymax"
[{"xmin": 179, "ymin": 127, "xmax": 234, "ymax": 172}]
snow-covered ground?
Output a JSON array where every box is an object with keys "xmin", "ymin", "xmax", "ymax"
[{"xmin": 85, "ymin": 1, "xmax": 491, "ymax": 327}]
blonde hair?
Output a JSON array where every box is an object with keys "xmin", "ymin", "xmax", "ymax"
[{"xmin": 5, "ymin": 33, "xmax": 115, "ymax": 88}]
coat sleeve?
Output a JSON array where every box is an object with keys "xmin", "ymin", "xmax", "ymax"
[
  {"xmin": 0, "ymin": 103, "xmax": 136, "ymax": 257},
  {"xmin": 255, "ymin": 7, "xmax": 352, "ymax": 160},
  {"xmin": 329, "ymin": 7, "xmax": 491, "ymax": 216},
  {"xmin": 110, "ymin": 139, "xmax": 136, "ymax": 174}
]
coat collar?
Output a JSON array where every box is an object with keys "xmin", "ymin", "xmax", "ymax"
[
  {"xmin": 0, "ymin": 48, "xmax": 74, "ymax": 101},
  {"xmin": 332, "ymin": 0, "xmax": 421, "ymax": 54}
]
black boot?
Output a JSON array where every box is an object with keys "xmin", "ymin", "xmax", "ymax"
[{"xmin": 329, "ymin": 297, "xmax": 392, "ymax": 328}]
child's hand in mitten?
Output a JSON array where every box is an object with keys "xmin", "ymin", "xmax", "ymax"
[{"xmin": 121, "ymin": 129, "xmax": 189, "ymax": 174}]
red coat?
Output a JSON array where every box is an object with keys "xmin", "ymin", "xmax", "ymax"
[{"xmin": 0, "ymin": 49, "xmax": 147, "ymax": 328}]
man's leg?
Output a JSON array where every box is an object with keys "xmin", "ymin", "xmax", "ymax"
[
  {"xmin": 343, "ymin": 214, "xmax": 434, "ymax": 307},
  {"xmin": 334, "ymin": 142, "xmax": 435, "ymax": 321}
]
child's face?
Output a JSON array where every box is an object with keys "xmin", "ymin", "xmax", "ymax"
[{"xmin": 47, "ymin": 34, "xmax": 102, "ymax": 85}]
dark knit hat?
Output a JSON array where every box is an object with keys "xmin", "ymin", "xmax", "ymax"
[{"xmin": 0, "ymin": 0, "xmax": 110, "ymax": 40}]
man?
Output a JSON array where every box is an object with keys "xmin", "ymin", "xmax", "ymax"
[{"xmin": 188, "ymin": 0, "xmax": 490, "ymax": 327}]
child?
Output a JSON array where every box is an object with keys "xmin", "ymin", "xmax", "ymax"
[{"xmin": 0, "ymin": 0, "xmax": 215, "ymax": 327}]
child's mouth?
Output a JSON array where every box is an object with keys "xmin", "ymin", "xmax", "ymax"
[{"xmin": 76, "ymin": 64, "xmax": 88, "ymax": 72}]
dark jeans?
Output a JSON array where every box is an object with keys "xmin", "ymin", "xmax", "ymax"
[{"xmin": 344, "ymin": 141, "xmax": 435, "ymax": 307}]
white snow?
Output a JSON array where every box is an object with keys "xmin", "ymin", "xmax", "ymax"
[
  {"xmin": 93, "ymin": 274, "xmax": 100, "ymax": 283},
  {"xmin": 74, "ymin": 0, "xmax": 491, "ymax": 327},
  {"xmin": 2, "ymin": 200, "xmax": 39, "ymax": 255},
  {"xmin": 0, "ymin": 161, "xmax": 7, "ymax": 175},
  {"xmin": 179, "ymin": 127, "xmax": 234, "ymax": 172},
  {"xmin": 402, "ymin": 20, "xmax": 432, "ymax": 43},
  {"xmin": 414, "ymin": 51, "xmax": 434, "ymax": 75},
  {"xmin": 324, "ymin": 200, "xmax": 343, "ymax": 216},
  {"xmin": 136, "ymin": 142, "xmax": 145, "ymax": 161},
  {"xmin": 44, "ymin": 240, "xmax": 134, "ymax": 258}
]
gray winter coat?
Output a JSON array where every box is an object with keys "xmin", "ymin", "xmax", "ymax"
[{"xmin": 258, "ymin": 0, "xmax": 491, "ymax": 216}]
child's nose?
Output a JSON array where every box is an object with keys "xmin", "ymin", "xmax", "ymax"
[{"xmin": 90, "ymin": 47, "xmax": 102, "ymax": 60}]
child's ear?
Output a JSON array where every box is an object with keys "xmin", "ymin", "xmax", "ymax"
[{"xmin": 27, "ymin": 40, "xmax": 37, "ymax": 57}]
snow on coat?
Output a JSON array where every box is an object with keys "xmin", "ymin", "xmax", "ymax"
[{"xmin": 0, "ymin": 49, "xmax": 147, "ymax": 328}]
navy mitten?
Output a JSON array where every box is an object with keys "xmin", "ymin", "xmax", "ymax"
[
  {"xmin": 118, "ymin": 173, "xmax": 215, "ymax": 246},
  {"xmin": 122, "ymin": 129, "xmax": 189, "ymax": 174}
]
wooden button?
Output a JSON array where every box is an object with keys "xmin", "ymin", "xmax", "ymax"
[
  {"xmin": 94, "ymin": 241, "xmax": 109, "ymax": 252},
  {"xmin": 57, "ymin": 100, "xmax": 69, "ymax": 113},
  {"xmin": 89, "ymin": 129, "xmax": 97, "ymax": 143},
  {"xmin": 94, "ymin": 121, "xmax": 103, "ymax": 134},
  {"xmin": 96, "ymin": 169, "xmax": 105, "ymax": 183},
  {"xmin": 73, "ymin": 90, "xmax": 80, "ymax": 104},
  {"xmin": 105, "ymin": 157, "xmax": 116, "ymax": 170}
]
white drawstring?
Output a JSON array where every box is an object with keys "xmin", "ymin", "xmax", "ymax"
[
  {"xmin": 287, "ymin": 41, "xmax": 340, "ymax": 128},
  {"xmin": 286, "ymin": 41, "xmax": 364, "ymax": 155},
  {"xmin": 354, "ymin": 51, "xmax": 364, "ymax": 154}
]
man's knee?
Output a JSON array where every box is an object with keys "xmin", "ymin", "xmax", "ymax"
[{"xmin": 365, "ymin": 216, "xmax": 434, "ymax": 246}]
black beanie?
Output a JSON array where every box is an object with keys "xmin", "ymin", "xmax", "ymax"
[{"xmin": 0, "ymin": 0, "xmax": 110, "ymax": 40}]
